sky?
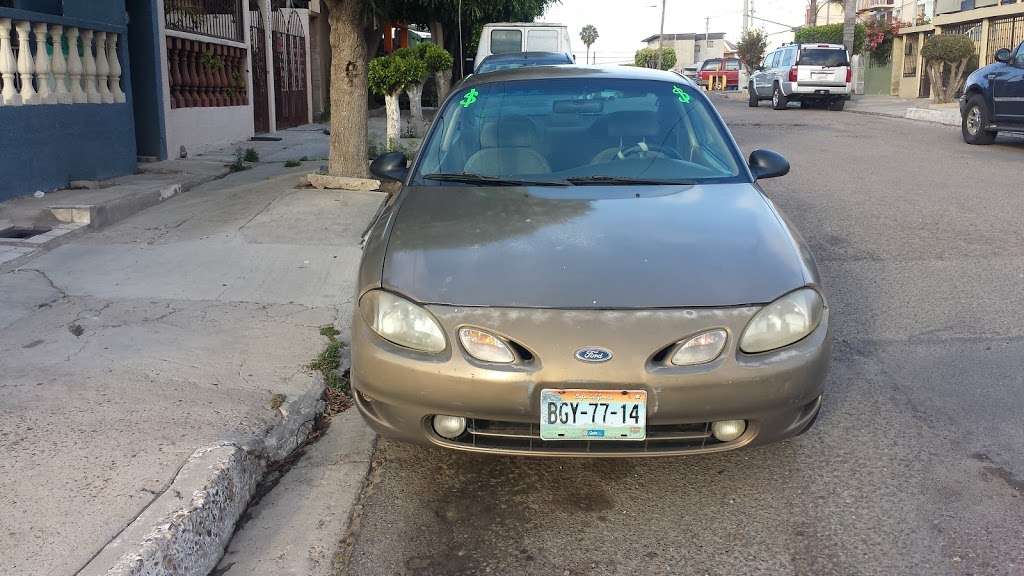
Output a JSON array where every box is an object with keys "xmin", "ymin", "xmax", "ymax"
[{"xmin": 541, "ymin": 0, "xmax": 809, "ymax": 64}]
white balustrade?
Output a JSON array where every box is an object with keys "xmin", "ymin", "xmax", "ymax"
[
  {"xmin": 66, "ymin": 27, "xmax": 87, "ymax": 103},
  {"xmin": 107, "ymin": 32, "xmax": 124, "ymax": 103},
  {"xmin": 0, "ymin": 17, "xmax": 20, "ymax": 106},
  {"xmin": 80, "ymin": 29, "xmax": 100, "ymax": 103},
  {"xmin": 0, "ymin": 17, "xmax": 126, "ymax": 107},
  {"xmin": 49, "ymin": 24, "xmax": 71, "ymax": 104},
  {"xmin": 14, "ymin": 21, "xmax": 37, "ymax": 104},
  {"xmin": 33, "ymin": 22, "xmax": 55, "ymax": 104}
]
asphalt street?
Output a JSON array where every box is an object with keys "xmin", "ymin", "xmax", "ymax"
[{"xmin": 338, "ymin": 98, "xmax": 1024, "ymax": 576}]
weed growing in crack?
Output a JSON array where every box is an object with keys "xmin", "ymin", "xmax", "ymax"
[
  {"xmin": 310, "ymin": 325, "xmax": 351, "ymax": 414},
  {"xmin": 243, "ymin": 148, "xmax": 260, "ymax": 163},
  {"xmin": 284, "ymin": 159, "xmax": 302, "ymax": 168}
]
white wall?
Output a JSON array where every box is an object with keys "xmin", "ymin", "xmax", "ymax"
[{"xmin": 157, "ymin": 0, "xmax": 256, "ymax": 158}]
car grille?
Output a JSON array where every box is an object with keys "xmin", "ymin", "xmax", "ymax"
[{"xmin": 433, "ymin": 419, "xmax": 753, "ymax": 455}]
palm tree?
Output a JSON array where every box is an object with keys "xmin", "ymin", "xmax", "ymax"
[{"xmin": 580, "ymin": 24, "xmax": 599, "ymax": 65}]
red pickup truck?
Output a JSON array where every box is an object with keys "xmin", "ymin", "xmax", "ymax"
[{"xmin": 698, "ymin": 58, "xmax": 741, "ymax": 90}]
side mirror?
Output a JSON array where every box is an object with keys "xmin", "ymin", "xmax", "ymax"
[
  {"xmin": 995, "ymin": 48, "xmax": 1012, "ymax": 63},
  {"xmin": 748, "ymin": 149, "xmax": 790, "ymax": 181},
  {"xmin": 370, "ymin": 151, "xmax": 408, "ymax": 182}
]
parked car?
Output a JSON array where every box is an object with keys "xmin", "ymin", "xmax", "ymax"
[
  {"xmin": 749, "ymin": 43, "xmax": 852, "ymax": 110},
  {"xmin": 681, "ymin": 62, "xmax": 700, "ymax": 81},
  {"xmin": 473, "ymin": 22, "xmax": 573, "ymax": 72},
  {"xmin": 960, "ymin": 41, "xmax": 1024, "ymax": 145},
  {"xmin": 354, "ymin": 65, "xmax": 830, "ymax": 457},
  {"xmin": 698, "ymin": 58, "xmax": 741, "ymax": 90},
  {"xmin": 476, "ymin": 51, "xmax": 574, "ymax": 74}
]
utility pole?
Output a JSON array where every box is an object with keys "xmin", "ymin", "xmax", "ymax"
[
  {"xmin": 742, "ymin": 0, "xmax": 750, "ymax": 34},
  {"xmin": 705, "ymin": 16, "xmax": 710, "ymax": 55},
  {"xmin": 655, "ymin": 0, "xmax": 667, "ymax": 70}
]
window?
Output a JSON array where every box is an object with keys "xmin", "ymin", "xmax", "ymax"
[
  {"xmin": 527, "ymin": 29, "xmax": 559, "ymax": 53},
  {"xmin": 415, "ymin": 78, "xmax": 744, "ymax": 185},
  {"xmin": 769, "ymin": 51, "xmax": 781, "ymax": 68},
  {"xmin": 798, "ymin": 48, "xmax": 849, "ymax": 67},
  {"xmin": 490, "ymin": 30, "xmax": 523, "ymax": 54},
  {"xmin": 724, "ymin": 59, "xmax": 740, "ymax": 71},
  {"xmin": 707, "ymin": 40, "xmax": 714, "ymax": 47},
  {"xmin": 903, "ymin": 39, "xmax": 917, "ymax": 77},
  {"xmin": 1017, "ymin": 41, "xmax": 1024, "ymax": 66},
  {"xmin": 761, "ymin": 52, "xmax": 774, "ymax": 69},
  {"xmin": 701, "ymin": 59, "xmax": 721, "ymax": 71}
]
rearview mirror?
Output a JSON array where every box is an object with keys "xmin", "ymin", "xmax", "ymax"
[
  {"xmin": 370, "ymin": 151, "xmax": 408, "ymax": 182},
  {"xmin": 995, "ymin": 48, "xmax": 1012, "ymax": 63},
  {"xmin": 748, "ymin": 149, "xmax": 790, "ymax": 180}
]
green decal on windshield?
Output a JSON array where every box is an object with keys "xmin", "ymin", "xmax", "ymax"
[
  {"xmin": 460, "ymin": 88, "xmax": 479, "ymax": 108},
  {"xmin": 672, "ymin": 85, "xmax": 691, "ymax": 104}
]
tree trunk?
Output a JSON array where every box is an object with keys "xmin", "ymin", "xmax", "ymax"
[
  {"xmin": 405, "ymin": 83, "xmax": 424, "ymax": 137},
  {"xmin": 842, "ymin": 0, "xmax": 857, "ymax": 56},
  {"xmin": 586, "ymin": 46, "xmax": 590, "ymax": 65},
  {"xmin": 325, "ymin": 0, "xmax": 369, "ymax": 178},
  {"xmin": 430, "ymin": 21, "xmax": 452, "ymax": 101},
  {"xmin": 928, "ymin": 61, "xmax": 945, "ymax": 103},
  {"xmin": 945, "ymin": 57, "xmax": 968, "ymax": 103},
  {"xmin": 384, "ymin": 92, "xmax": 400, "ymax": 150}
]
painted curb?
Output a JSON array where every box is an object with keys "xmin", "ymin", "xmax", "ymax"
[
  {"xmin": 904, "ymin": 107, "xmax": 960, "ymax": 126},
  {"xmin": 78, "ymin": 376, "xmax": 327, "ymax": 576}
]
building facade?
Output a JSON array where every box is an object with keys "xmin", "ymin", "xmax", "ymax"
[
  {"xmin": 891, "ymin": 0, "xmax": 1024, "ymax": 98},
  {"xmin": 642, "ymin": 32, "xmax": 733, "ymax": 70},
  {"xmin": 0, "ymin": 0, "xmax": 137, "ymax": 200},
  {"xmin": 0, "ymin": 0, "xmax": 321, "ymax": 201}
]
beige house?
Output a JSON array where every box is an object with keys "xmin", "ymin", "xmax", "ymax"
[
  {"xmin": 642, "ymin": 33, "xmax": 735, "ymax": 70},
  {"xmin": 891, "ymin": 0, "xmax": 1024, "ymax": 98}
]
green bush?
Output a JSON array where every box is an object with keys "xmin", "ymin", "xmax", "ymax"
[
  {"xmin": 921, "ymin": 34, "xmax": 975, "ymax": 64},
  {"xmin": 794, "ymin": 23, "xmax": 866, "ymax": 55},
  {"xmin": 634, "ymin": 47, "xmax": 677, "ymax": 70},
  {"xmin": 368, "ymin": 53, "xmax": 427, "ymax": 96},
  {"xmin": 416, "ymin": 42, "xmax": 454, "ymax": 74}
]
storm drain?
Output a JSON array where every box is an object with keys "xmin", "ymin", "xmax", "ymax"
[{"xmin": 0, "ymin": 226, "xmax": 51, "ymax": 239}]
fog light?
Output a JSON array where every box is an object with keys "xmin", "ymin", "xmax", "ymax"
[
  {"xmin": 432, "ymin": 415, "xmax": 467, "ymax": 439},
  {"xmin": 712, "ymin": 420, "xmax": 747, "ymax": 442}
]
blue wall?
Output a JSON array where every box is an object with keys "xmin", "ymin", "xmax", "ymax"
[{"xmin": 0, "ymin": 0, "xmax": 136, "ymax": 201}]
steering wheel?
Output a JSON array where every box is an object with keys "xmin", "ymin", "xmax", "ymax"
[{"xmin": 615, "ymin": 142, "xmax": 683, "ymax": 161}]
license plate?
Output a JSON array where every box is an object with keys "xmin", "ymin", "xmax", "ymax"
[{"xmin": 540, "ymin": 389, "xmax": 647, "ymax": 441}]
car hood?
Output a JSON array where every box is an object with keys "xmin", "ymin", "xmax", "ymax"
[{"xmin": 382, "ymin": 184, "xmax": 811, "ymax": 308}]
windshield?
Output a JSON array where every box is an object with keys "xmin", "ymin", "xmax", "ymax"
[
  {"xmin": 412, "ymin": 78, "xmax": 744, "ymax": 185},
  {"xmin": 477, "ymin": 55, "xmax": 571, "ymax": 73},
  {"xmin": 799, "ymin": 48, "xmax": 849, "ymax": 67}
]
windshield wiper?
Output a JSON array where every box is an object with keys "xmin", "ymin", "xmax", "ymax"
[
  {"xmin": 565, "ymin": 176, "xmax": 698, "ymax": 186},
  {"xmin": 422, "ymin": 172, "xmax": 568, "ymax": 186}
]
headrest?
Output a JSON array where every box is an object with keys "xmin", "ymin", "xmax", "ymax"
[
  {"xmin": 606, "ymin": 111, "xmax": 660, "ymax": 138},
  {"xmin": 480, "ymin": 116, "xmax": 537, "ymax": 148}
]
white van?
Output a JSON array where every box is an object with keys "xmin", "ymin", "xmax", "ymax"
[{"xmin": 473, "ymin": 23, "xmax": 573, "ymax": 72}]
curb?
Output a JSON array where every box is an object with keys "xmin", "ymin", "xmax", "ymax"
[
  {"xmin": 0, "ymin": 167, "xmax": 229, "ymax": 274},
  {"xmin": 78, "ymin": 376, "xmax": 326, "ymax": 576},
  {"xmin": 845, "ymin": 105, "xmax": 960, "ymax": 127}
]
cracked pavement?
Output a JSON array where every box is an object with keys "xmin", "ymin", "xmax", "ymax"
[
  {"xmin": 339, "ymin": 99, "xmax": 1024, "ymax": 576},
  {"xmin": 0, "ymin": 168, "xmax": 385, "ymax": 576}
]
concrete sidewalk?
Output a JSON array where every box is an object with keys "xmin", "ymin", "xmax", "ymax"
[
  {"xmin": 845, "ymin": 95, "xmax": 961, "ymax": 126},
  {"xmin": 0, "ymin": 141, "xmax": 383, "ymax": 576}
]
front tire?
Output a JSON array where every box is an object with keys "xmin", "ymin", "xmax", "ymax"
[
  {"xmin": 748, "ymin": 83, "xmax": 758, "ymax": 107},
  {"xmin": 962, "ymin": 95, "xmax": 996, "ymax": 145},
  {"xmin": 772, "ymin": 85, "xmax": 788, "ymax": 110}
]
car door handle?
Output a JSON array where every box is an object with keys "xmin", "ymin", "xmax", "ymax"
[{"xmin": 986, "ymin": 74, "xmax": 996, "ymax": 79}]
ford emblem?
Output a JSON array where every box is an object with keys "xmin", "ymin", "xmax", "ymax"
[{"xmin": 575, "ymin": 347, "xmax": 613, "ymax": 363}]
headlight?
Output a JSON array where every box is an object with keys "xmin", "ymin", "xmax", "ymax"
[
  {"xmin": 359, "ymin": 291, "xmax": 446, "ymax": 353},
  {"xmin": 458, "ymin": 327, "xmax": 515, "ymax": 363},
  {"xmin": 671, "ymin": 329, "xmax": 728, "ymax": 366},
  {"xmin": 739, "ymin": 288, "xmax": 824, "ymax": 354}
]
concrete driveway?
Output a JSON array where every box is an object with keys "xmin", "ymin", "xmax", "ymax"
[{"xmin": 338, "ymin": 99, "xmax": 1024, "ymax": 575}]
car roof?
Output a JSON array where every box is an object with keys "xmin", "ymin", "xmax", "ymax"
[
  {"xmin": 480, "ymin": 52, "xmax": 573, "ymax": 63},
  {"xmin": 459, "ymin": 65, "xmax": 697, "ymax": 89}
]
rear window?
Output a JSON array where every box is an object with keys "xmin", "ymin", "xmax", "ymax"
[
  {"xmin": 799, "ymin": 48, "xmax": 849, "ymax": 67},
  {"xmin": 724, "ymin": 60, "xmax": 740, "ymax": 71},
  {"xmin": 491, "ymin": 30, "xmax": 523, "ymax": 54},
  {"xmin": 527, "ymin": 29, "xmax": 559, "ymax": 52},
  {"xmin": 700, "ymin": 60, "xmax": 720, "ymax": 71}
]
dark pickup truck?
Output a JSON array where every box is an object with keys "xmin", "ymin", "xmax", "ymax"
[{"xmin": 960, "ymin": 41, "xmax": 1024, "ymax": 145}]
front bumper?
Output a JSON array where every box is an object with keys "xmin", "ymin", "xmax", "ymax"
[{"xmin": 351, "ymin": 303, "xmax": 831, "ymax": 457}]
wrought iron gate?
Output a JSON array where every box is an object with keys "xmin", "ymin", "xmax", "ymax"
[
  {"xmin": 272, "ymin": 10, "xmax": 308, "ymax": 130},
  {"xmin": 250, "ymin": 0, "xmax": 270, "ymax": 132}
]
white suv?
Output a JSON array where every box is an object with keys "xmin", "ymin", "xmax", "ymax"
[{"xmin": 749, "ymin": 43, "xmax": 852, "ymax": 111}]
